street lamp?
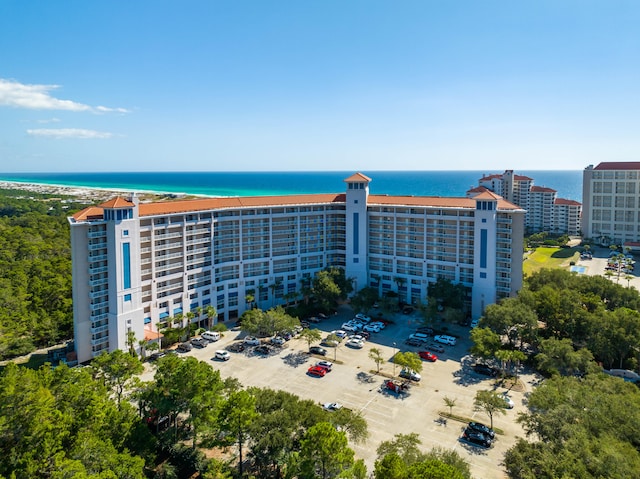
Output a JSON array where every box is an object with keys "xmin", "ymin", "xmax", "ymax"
[{"xmin": 393, "ymin": 342, "xmax": 397, "ymax": 377}]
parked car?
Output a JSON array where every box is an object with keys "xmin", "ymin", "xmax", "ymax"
[
  {"xmin": 228, "ymin": 342, "xmax": 246, "ymax": 352},
  {"xmin": 148, "ymin": 351, "xmax": 167, "ymax": 362},
  {"xmin": 345, "ymin": 338, "xmax": 364, "ymax": 349},
  {"xmin": 322, "ymin": 402, "xmax": 342, "ymax": 411},
  {"xmin": 190, "ymin": 337, "xmax": 209, "ymax": 348},
  {"xmin": 462, "ymin": 429, "xmax": 492, "ymax": 448},
  {"xmin": 363, "ymin": 324, "xmax": 381, "ymax": 333},
  {"xmin": 177, "ymin": 342, "xmax": 192, "ymax": 352},
  {"xmin": 418, "ymin": 351, "xmax": 438, "ymax": 362},
  {"xmin": 416, "ymin": 326, "xmax": 434, "ymax": 335},
  {"xmin": 399, "ymin": 369, "xmax": 421, "ymax": 381},
  {"xmin": 332, "ymin": 330, "xmax": 348, "ymax": 338},
  {"xmin": 502, "ymin": 393, "xmax": 515, "ymax": 409},
  {"xmin": 472, "ymin": 363, "xmax": 498, "ymax": 377},
  {"xmin": 316, "ymin": 360, "xmax": 333, "ymax": 370},
  {"xmin": 270, "ymin": 336, "xmax": 286, "ymax": 346},
  {"xmin": 348, "ymin": 334, "xmax": 367, "ymax": 343},
  {"xmin": 402, "ymin": 306, "xmax": 414, "ymax": 314},
  {"xmin": 434, "ymin": 334, "xmax": 457, "ymax": 345},
  {"xmin": 369, "ymin": 321, "xmax": 385, "ymax": 329},
  {"xmin": 214, "ymin": 350, "xmax": 230, "ymax": 361},
  {"xmin": 244, "ymin": 336, "xmax": 260, "ymax": 346},
  {"xmin": 307, "ymin": 365, "xmax": 327, "ymax": 377},
  {"xmin": 470, "ymin": 318, "xmax": 480, "ymax": 328},
  {"xmin": 254, "ymin": 345, "xmax": 273, "ymax": 355},
  {"xmin": 202, "ymin": 330, "xmax": 220, "ymax": 342},
  {"xmin": 357, "ymin": 331, "xmax": 371, "ymax": 340},
  {"xmin": 385, "ymin": 379, "xmax": 409, "ymax": 393},
  {"xmin": 408, "ymin": 333, "xmax": 429, "ymax": 342},
  {"xmin": 404, "ymin": 338, "xmax": 423, "ymax": 347},
  {"xmin": 354, "ymin": 313, "xmax": 371, "ymax": 323},
  {"xmin": 426, "ymin": 343, "xmax": 445, "ymax": 353},
  {"xmin": 468, "ymin": 422, "xmax": 495, "ymax": 439},
  {"xmin": 309, "ymin": 346, "xmax": 327, "ymax": 356},
  {"xmin": 318, "ymin": 313, "xmax": 329, "ymax": 319}
]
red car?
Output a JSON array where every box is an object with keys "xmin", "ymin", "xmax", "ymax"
[
  {"xmin": 307, "ymin": 366, "xmax": 327, "ymax": 377},
  {"xmin": 418, "ymin": 351, "xmax": 438, "ymax": 362}
]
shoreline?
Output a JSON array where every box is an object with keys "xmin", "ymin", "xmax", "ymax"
[{"xmin": 0, "ymin": 180, "xmax": 212, "ymax": 203}]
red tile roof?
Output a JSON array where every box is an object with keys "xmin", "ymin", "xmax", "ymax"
[
  {"xmin": 530, "ymin": 186, "xmax": 557, "ymax": 193},
  {"xmin": 71, "ymin": 189, "xmax": 523, "ymax": 221},
  {"xmin": 98, "ymin": 197, "xmax": 135, "ymax": 208},
  {"xmin": 554, "ymin": 198, "xmax": 581, "ymax": 206},
  {"xmin": 594, "ymin": 162, "xmax": 640, "ymax": 170},
  {"xmin": 344, "ymin": 172, "xmax": 372, "ymax": 182}
]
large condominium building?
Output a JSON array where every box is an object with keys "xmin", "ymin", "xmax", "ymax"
[
  {"xmin": 475, "ymin": 170, "xmax": 581, "ymax": 235},
  {"xmin": 583, "ymin": 162, "xmax": 640, "ymax": 246},
  {"xmin": 69, "ymin": 173, "xmax": 525, "ymax": 363}
]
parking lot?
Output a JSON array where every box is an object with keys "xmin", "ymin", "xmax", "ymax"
[{"xmin": 142, "ymin": 305, "xmax": 536, "ymax": 479}]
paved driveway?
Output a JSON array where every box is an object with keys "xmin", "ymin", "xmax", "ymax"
[{"xmin": 142, "ymin": 306, "xmax": 537, "ymax": 479}]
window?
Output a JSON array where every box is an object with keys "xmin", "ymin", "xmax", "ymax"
[
  {"xmin": 124, "ymin": 294, "xmax": 132, "ymax": 302},
  {"xmin": 122, "ymin": 243, "xmax": 131, "ymax": 289}
]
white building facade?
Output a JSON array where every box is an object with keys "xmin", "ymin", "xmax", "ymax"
[
  {"xmin": 69, "ymin": 173, "xmax": 525, "ymax": 363},
  {"xmin": 583, "ymin": 162, "xmax": 640, "ymax": 245}
]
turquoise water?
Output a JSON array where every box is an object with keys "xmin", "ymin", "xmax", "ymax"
[
  {"xmin": 0, "ymin": 170, "xmax": 583, "ymax": 201},
  {"xmin": 570, "ymin": 265, "xmax": 587, "ymax": 274}
]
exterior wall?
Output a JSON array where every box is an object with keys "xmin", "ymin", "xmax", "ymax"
[
  {"xmin": 70, "ymin": 177, "xmax": 525, "ymax": 363},
  {"xmin": 583, "ymin": 164, "xmax": 640, "ymax": 245}
]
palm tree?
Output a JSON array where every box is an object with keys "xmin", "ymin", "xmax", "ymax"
[
  {"xmin": 126, "ymin": 330, "xmax": 137, "ymax": 356},
  {"xmin": 137, "ymin": 339, "xmax": 149, "ymax": 360},
  {"xmin": 186, "ymin": 311, "xmax": 195, "ymax": 339},
  {"xmin": 443, "ymin": 396, "xmax": 457, "ymax": 416},
  {"xmin": 393, "ymin": 276, "xmax": 407, "ymax": 306},
  {"xmin": 245, "ymin": 289, "xmax": 255, "ymax": 309},
  {"xmin": 195, "ymin": 306, "xmax": 203, "ymax": 328},
  {"xmin": 205, "ymin": 305, "xmax": 217, "ymax": 330}
]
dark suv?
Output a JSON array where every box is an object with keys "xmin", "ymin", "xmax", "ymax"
[
  {"xmin": 462, "ymin": 428, "xmax": 492, "ymax": 448},
  {"xmin": 309, "ymin": 346, "xmax": 327, "ymax": 356},
  {"xmin": 473, "ymin": 363, "xmax": 498, "ymax": 377},
  {"xmin": 468, "ymin": 422, "xmax": 495, "ymax": 439}
]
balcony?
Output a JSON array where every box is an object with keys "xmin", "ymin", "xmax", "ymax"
[
  {"xmin": 89, "ymin": 290, "xmax": 108, "ymax": 300},
  {"xmin": 88, "ymin": 265, "xmax": 108, "ymax": 274},
  {"xmin": 91, "ymin": 336, "xmax": 109, "ymax": 346},
  {"xmin": 87, "ymin": 230, "xmax": 106, "ymax": 239},
  {"xmin": 89, "ymin": 277, "xmax": 108, "ymax": 287},
  {"xmin": 90, "ymin": 301, "xmax": 109, "ymax": 311},
  {"xmin": 90, "ymin": 324, "xmax": 109, "ymax": 335},
  {"xmin": 88, "ymin": 242, "xmax": 107, "ymax": 251},
  {"xmin": 90, "ymin": 312, "xmax": 108, "ymax": 321},
  {"xmin": 88, "ymin": 254, "xmax": 108, "ymax": 262}
]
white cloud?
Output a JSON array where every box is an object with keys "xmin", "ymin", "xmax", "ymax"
[
  {"xmin": 0, "ymin": 79, "xmax": 129, "ymax": 113},
  {"xmin": 27, "ymin": 128, "xmax": 114, "ymax": 139},
  {"xmin": 36, "ymin": 117, "xmax": 61, "ymax": 124}
]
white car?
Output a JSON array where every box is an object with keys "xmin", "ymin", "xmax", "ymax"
[
  {"xmin": 214, "ymin": 350, "xmax": 230, "ymax": 361},
  {"xmin": 345, "ymin": 338, "xmax": 364, "ymax": 349},
  {"xmin": 434, "ymin": 335, "xmax": 456, "ymax": 346},
  {"xmin": 470, "ymin": 318, "xmax": 480, "ymax": 328},
  {"xmin": 332, "ymin": 329, "xmax": 348, "ymax": 338},
  {"xmin": 408, "ymin": 333, "xmax": 429, "ymax": 342},
  {"xmin": 243, "ymin": 336, "xmax": 260, "ymax": 346},
  {"xmin": 502, "ymin": 394, "xmax": 515, "ymax": 409},
  {"xmin": 322, "ymin": 402, "xmax": 343, "ymax": 411},
  {"xmin": 316, "ymin": 360, "xmax": 333, "ymax": 370},
  {"xmin": 363, "ymin": 324, "xmax": 381, "ymax": 333},
  {"xmin": 349, "ymin": 334, "xmax": 367, "ymax": 343},
  {"xmin": 341, "ymin": 323, "xmax": 360, "ymax": 332},
  {"xmin": 369, "ymin": 321, "xmax": 385, "ymax": 329},
  {"xmin": 354, "ymin": 313, "xmax": 371, "ymax": 323},
  {"xmin": 202, "ymin": 330, "xmax": 220, "ymax": 342},
  {"xmin": 270, "ymin": 336, "xmax": 286, "ymax": 346}
]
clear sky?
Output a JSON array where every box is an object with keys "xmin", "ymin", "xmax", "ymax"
[{"xmin": 1, "ymin": 1, "xmax": 639, "ymax": 172}]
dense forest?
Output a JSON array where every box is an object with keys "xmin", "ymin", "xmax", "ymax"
[{"xmin": 0, "ymin": 190, "xmax": 83, "ymax": 360}]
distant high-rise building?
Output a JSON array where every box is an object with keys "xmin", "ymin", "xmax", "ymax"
[
  {"xmin": 583, "ymin": 162, "xmax": 640, "ymax": 246},
  {"xmin": 471, "ymin": 170, "xmax": 581, "ymax": 235}
]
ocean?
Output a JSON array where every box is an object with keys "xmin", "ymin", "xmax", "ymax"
[{"xmin": 0, "ymin": 170, "xmax": 583, "ymax": 201}]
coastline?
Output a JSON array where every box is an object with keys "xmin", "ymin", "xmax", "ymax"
[{"xmin": 0, "ymin": 180, "xmax": 204, "ymax": 204}]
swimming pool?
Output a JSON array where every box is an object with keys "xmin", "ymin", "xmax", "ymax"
[{"xmin": 570, "ymin": 265, "xmax": 587, "ymax": 274}]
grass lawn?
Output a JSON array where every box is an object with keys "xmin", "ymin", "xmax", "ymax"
[{"xmin": 523, "ymin": 246, "xmax": 581, "ymax": 276}]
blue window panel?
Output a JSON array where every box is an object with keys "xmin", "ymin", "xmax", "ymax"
[
  {"xmin": 122, "ymin": 243, "xmax": 131, "ymax": 289},
  {"xmin": 173, "ymin": 308, "xmax": 183, "ymax": 315},
  {"xmin": 190, "ymin": 302, "xmax": 199, "ymax": 310},
  {"xmin": 144, "ymin": 317, "xmax": 151, "ymax": 324},
  {"xmin": 480, "ymin": 229, "xmax": 487, "ymax": 269},
  {"xmin": 159, "ymin": 312, "xmax": 170, "ymax": 319},
  {"xmin": 480, "ymin": 272, "xmax": 487, "ymax": 279},
  {"xmin": 217, "ymin": 294, "xmax": 225, "ymax": 301},
  {"xmin": 123, "ymin": 230, "xmax": 129, "ymax": 236},
  {"xmin": 202, "ymin": 299, "xmax": 211, "ymax": 305},
  {"xmin": 482, "ymin": 218, "xmax": 487, "ymax": 223},
  {"xmin": 353, "ymin": 258, "xmax": 359, "ymax": 263},
  {"xmin": 124, "ymin": 293, "xmax": 131, "ymax": 302},
  {"xmin": 353, "ymin": 212, "xmax": 359, "ymax": 254}
]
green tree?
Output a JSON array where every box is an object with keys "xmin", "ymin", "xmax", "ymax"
[
  {"xmin": 91, "ymin": 349, "xmax": 144, "ymax": 409},
  {"xmin": 205, "ymin": 305, "xmax": 217, "ymax": 330},
  {"xmin": 392, "ymin": 351, "xmax": 422, "ymax": 376},
  {"xmin": 535, "ymin": 337, "xmax": 597, "ymax": 377},
  {"xmin": 327, "ymin": 408, "xmax": 369, "ymax": 444},
  {"xmin": 299, "ymin": 422, "xmax": 354, "ymax": 479},
  {"xmin": 469, "ymin": 326, "xmax": 502, "ymax": 359},
  {"xmin": 369, "ymin": 347, "xmax": 385, "ymax": 373},
  {"xmin": 373, "ymin": 453, "xmax": 406, "ymax": 479},
  {"xmin": 474, "ymin": 390, "xmax": 507, "ymax": 429},
  {"xmin": 218, "ymin": 390, "xmax": 259, "ymax": 477},
  {"xmin": 443, "ymin": 396, "xmax": 457, "ymax": 417},
  {"xmin": 376, "ymin": 433, "xmax": 424, "ymax": 466},
  {"xmin": 299, "ymin": 328, "xmax": 323, "ymax": 350},
  {"xmin": 312, "ymin": 270, "xmax": 342, "ymax": 311}
]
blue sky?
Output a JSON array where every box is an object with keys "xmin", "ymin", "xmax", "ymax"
[{"xmin": 1, "ymin": 1, "xmax": 639, "ymax": 172}]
